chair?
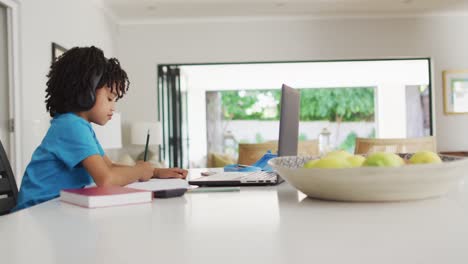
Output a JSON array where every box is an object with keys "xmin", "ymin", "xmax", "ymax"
[
  {"xmin": 354, "ymin": 136, "xmax": 437, "ymax": 155},
  {"xmin": 206, "ymin": 152, "xmax": 237, "ymax": 168},
  {"xmin": 0, "ymin": 140, "xmax": 18, "ymax": 215},
  {"xmin": 238, "ymin": 142, "xmax": 278, "ymax": 165},
  {"xmin": 238, "ymin": 140, "xmax": 319, "ymax": 165}
]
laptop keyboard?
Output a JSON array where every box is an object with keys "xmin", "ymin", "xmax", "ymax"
[
  {"xmin": 196, "ymin": 171, "xmax": 277, "ymax": 183},
  {"xmin": 240, "ymin": 171, "xmax": 276, "ymax": 183}
]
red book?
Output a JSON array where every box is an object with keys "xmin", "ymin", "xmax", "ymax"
[{"xmin": 60, "ymin": 186, "xmax": 153, "ymax": 208}]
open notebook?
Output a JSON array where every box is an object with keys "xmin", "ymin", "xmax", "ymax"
[
  {"xmin": 126, "ymin": 178, "xmax": 190, "ymax": 191},
  {"xmin": 127, "ymin": 178, "xmax": 190, "ymax": 198}
]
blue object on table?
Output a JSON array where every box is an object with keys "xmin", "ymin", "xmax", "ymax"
[
  {"xmin": 223, "ymin": 151, "xmax": 278, "ymax": 173},
  {"xmin": 251, "ymin": 150, "xmax": 277, "ymax": 172},
  {"xmin": 224, "ymin": 164, "xmax": 261, "ymax": 172}
]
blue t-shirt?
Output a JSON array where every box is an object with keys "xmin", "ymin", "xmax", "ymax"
[{"xmin": 13, "ymin": 113, "xmax": 104, "ymax": 211}]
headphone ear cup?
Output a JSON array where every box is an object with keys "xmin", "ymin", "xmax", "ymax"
[
  {"xmin": 76, "ymin": 89, "xmax": 96, "ymax": 110},
  {"xmin": 76, "ymin": 70, "xmax": 102, "ymax": 111},
  {"xmin": 88, "ymin": 90, "xmax": 96, "ymax": 106}
]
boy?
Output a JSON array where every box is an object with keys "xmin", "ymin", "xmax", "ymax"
[{"xmin": 13, "ymin": 46, "xmax": 187, "ymax": 211}]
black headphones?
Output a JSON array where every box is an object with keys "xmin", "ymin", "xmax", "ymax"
[{"xmin": 76, "ymin": 68, "xmax": 104, "ymax": 111}]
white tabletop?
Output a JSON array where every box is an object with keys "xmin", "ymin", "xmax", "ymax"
[{"xmin": 2, "ymin": 169, "xmax": 468, "ymax": 264}]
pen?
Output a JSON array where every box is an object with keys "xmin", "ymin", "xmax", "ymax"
[
  {"xmin": 187, "ymin": 187, "xmax": 241, "ymax": 193},
  {"xmin": 143, "ymin": 129, "xmax": 150, "ymax": 161}
]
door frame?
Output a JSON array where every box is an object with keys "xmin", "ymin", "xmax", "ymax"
[{"xmin": 1, "ymin": 0, "xmax": 22, "ymax": 177}]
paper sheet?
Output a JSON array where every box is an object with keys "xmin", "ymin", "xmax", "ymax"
[{"xmin": 126, "ymin": 178, "xmax": 190, "ymax": 191}]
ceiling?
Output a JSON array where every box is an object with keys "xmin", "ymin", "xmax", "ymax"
[{"xmin": 101, "ymin": 0, "xmax": 468, "ymax": 23}]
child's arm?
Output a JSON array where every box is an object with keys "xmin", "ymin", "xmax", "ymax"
[
  {"xmin": 155, "ymin": 168, "xmax": 188, "ymax": 179},
  {"xmin": 101, "ymin": 155, "xmax": 188, "ymax": 179},
  {"xmin": 82, "ymin": 155, "xmax": 154, "ymax": 186},
  {"xmin": 102, "ymin": 155, "xmax": 132, "ymax": 168}
]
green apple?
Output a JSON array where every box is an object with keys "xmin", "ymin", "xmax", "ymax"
[
  {"xmin": 324, "ymin": 150, "xmax": 353, "ymax": 159},
  {"xmin": 347, "ymin": 155, "xmax": 366, "ymax": 167},
  {"xmin": 306, "ymin": 156, "xmax": 352, "ymax": 169},
  {"xmin": 409, "ymin": 151, "xmax": 442, "ymax": 164},
  {"xmin": 303, "ymin": 159, "xmax": 319, "ymax": 168},
  {"xmin": 363, "ymin": 152, "xmax": 405, "ymax": 167}
]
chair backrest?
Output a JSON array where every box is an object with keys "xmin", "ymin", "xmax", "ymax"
[
  {"xmin": 354, "ymin": 136, "xmax": 437, "ymax": 155},
  {"xmin": 238, "ymin": 140, "xmax": 319, "ymax": 165},
  {"xmin": 206, "ymin": 152, "xmax": 237, "ymax": 168},
  {"xmin": 0, "ymin": 140, "xmax": 18, "ymax": 215},
  {"xmin": 238, "ymin": 142, "xmax": 278, "ymax": 165}
]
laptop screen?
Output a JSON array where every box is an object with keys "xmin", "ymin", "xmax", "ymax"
[{"xmin": 278, "ymin": 84, "xmax": 300, "ymax": 157}]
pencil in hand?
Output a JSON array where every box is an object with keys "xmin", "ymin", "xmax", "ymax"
[{"xmin": 143, "ymin": 129, "xmax": 150, "ymax": 161}]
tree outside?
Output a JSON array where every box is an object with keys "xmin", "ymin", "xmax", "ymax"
[{"xmin": 218, "ymin": 87, "xmax": 375, "ymax": 153}]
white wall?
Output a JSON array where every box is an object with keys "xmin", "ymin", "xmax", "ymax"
[
  {"xmin": 117, "ymin": 15, "xmax": 468, "ymax": 153},
  {"xmin": 19, "ymin": 0, "xmax": 118, "ymax": 180}
]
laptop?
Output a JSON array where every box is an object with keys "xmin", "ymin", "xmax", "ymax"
[{"xmin": 189, "ymin": 84, "xmax": 300, "ymax": 186}]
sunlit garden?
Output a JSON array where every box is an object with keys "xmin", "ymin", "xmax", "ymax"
[{"xmin": 217, "ymin": 87, "xmax": 376, "ymax": 155}]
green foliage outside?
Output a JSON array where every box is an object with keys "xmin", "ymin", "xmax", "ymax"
[
  {"xmin": 221, "ymin": 87, "xmax": 375, "ymax": 122},
  {"xmin": 299, "ymin": 133, "xmax": 308, "ymax": 141},
  {"xmin": 221, "ymin": 87, "xmax": 375, "ymax": 150},
  {"xmin": 221, "ymin": 90, "xmax": 280, "ymax": 120},
  {"xmin": 255, "ymin": 133, "xmax": 265, "ymax": 143},
  {"xmin": 338, "ymin": 128, "xmax": 376, "ymax": 153},
  {"xmin": 339, "ymin": 131, "xmax": 358, "ymax": 153}
]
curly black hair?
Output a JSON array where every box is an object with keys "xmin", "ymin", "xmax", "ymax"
[{"xmin": 45, "ymin": 46, "xmax": 130, "ymax": 117}]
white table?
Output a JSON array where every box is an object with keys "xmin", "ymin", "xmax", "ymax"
[{"xmin": 2, "ymin": 169, "xmax": 468, "ymax": 264}]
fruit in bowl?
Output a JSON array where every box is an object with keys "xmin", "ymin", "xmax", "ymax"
[
  {"xmin": 409, "ymin": 151, "xmax": 442, "ymax": 164},
  {"xmin": 362, "ymin": 152, "xmax": 405, "ymax": 167},
  {"xmin": 304, "ymin": 156, "xmax": 352, "ymax": 169},
  {"xmin": 347, "ymin": 155, "xmax": 366, "ymax": 167},
  {"xmin": 303, "ymin": 150, "xmax": 365, "ymax": 169},
  {"xmin": 269, "ymin": 153, "xmax": 468, "ymax": 202},
  {"xmin": 302, "ymin": 150, "xmax": 442, "ymax": 169}
]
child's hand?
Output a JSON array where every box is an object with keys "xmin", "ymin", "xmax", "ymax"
[
  {"xmin": 136, "ymin": 161, "xmax": 154, "ymax": 182},
  {"xmin": 155, "ymin": 168, "xmax": 188, "ymax": 179}
]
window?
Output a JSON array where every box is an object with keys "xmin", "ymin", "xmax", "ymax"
[{"xmin": 158, "ymin": 59, "xmax": 432, "ymax": 168}]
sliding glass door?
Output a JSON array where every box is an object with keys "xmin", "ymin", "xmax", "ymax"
[
  {"xmin": 158, "ymin": 58, "xmax": 432, "ymax": 169},
  {"xmin": 157, "ymin": 65, "xmax": 189, "ymax": 168}
]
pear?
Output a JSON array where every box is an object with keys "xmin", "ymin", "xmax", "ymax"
[
  {"xmin": 363, "ymin": 152, "xmax": 404, "ymax": 167},
  {"xmin": 409, "ymin": 151, "xmax": 442, "ymax": 164},
  {"xmin": 347, "ymin": 155, "xmax": 366, "ymax": 168},
  {"xmin": 306, "ymin": 156, "xmax": 352, "ymax": 169},
  {"xmin": 303, "ymin": 159, "xmax": 319, "ymax": 168}
]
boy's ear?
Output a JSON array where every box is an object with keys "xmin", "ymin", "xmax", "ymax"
[{"xmin": 76, "ymin": 70, "xmax": 103, "ymax": 110}]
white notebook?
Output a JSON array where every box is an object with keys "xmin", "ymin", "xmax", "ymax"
[{"xmin": 126, "ymin": 178, "xmax": 190, "ymax": 191}]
